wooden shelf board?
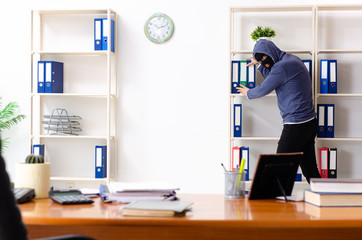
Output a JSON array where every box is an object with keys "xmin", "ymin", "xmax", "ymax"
[{"xmin": 230, "ymin": 137, "xmax": 279, "ymax": 141}]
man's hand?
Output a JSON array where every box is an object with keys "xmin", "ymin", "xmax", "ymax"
[
  {"xmin": 236, "ymin": 84, "xmax": 249, "ymax": 96},
  {"xmin": 246, "ymin": 57, "xmax": 258, "ymax": 67}
]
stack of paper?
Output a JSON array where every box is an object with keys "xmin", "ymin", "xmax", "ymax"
[
  {"xmin": 99, "ymin": 181, "xmax": 180, "ymax": 203},
  {"xmin": 121, "ymin": 200, "xmax": 193, "ymax": 217}
]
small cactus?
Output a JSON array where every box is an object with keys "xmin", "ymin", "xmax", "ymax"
[{"xmin": 25, "ymin": 154, "xmax": 44, "ymax": 164}]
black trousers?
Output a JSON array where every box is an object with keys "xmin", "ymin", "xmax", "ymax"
[{"xmin": 277, "ymin": 117, "xmax": 321, "ymax": 183}]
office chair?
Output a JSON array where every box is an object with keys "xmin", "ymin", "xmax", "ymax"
[{"xmin": 35, "ymin": 234, "xmax": 95, "ymax": 240}]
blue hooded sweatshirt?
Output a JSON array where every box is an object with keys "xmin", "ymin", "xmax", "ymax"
[{"xmin": 247, "ymin": 39, "xmax": 316, "ymax": 124}]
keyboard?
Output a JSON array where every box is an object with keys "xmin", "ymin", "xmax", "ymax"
[{"xmin": 50, "ymin": 194, "xmax": 94, "ymax": 205}]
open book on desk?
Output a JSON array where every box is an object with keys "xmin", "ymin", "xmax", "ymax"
[{"xmin": 99, "ymin": 181, "xmax": 180, "ymax": 203}]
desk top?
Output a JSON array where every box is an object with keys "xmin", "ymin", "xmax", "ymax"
[{"xmin": 19, "ymin": 193, "xmax": 362, "ymax": 226}]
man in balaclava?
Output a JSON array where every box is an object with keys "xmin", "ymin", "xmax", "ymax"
[{"xmin": 237, "ymin": 39, "xmax": 321, "ymax": 183}]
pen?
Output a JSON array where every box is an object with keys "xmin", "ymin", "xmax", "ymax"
[
  {"xmin": 236, "ymin": 158, "xmax": 246, "ymax": 191},
  {"xmin": 221, "ymin": 163, "xmax": 227, "ymax": 172}
]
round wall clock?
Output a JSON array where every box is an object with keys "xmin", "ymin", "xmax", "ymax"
[{"xmin": 144, "ymin": 13, "xmax": 174, "ymax": 43}]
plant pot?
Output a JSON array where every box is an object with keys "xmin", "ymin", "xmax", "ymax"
[
  {"xmin": 15, "ymin": 162, "xmax": 50, "ymax": 198},
  {"xmin": 257, "ymin": 37, "xmax": 273, "ymax": 41}
]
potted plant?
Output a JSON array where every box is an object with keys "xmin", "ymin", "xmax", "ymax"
[
  {"xmin": 250, "ymin": 26, "xmax": 276, "ymax": 42},
  {"xmin": 15, "ymin": 154, "xmax": 50, "ymax": 198},
  {"xmin": 0, "ymin": 98, "xmax": 26, "ymax": 154}
]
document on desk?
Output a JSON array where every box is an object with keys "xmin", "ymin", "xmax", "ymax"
[
  {"xmin": 121, "ymin": 200, "xmax": 193, "ymax": 217},
  {"xmin": 100, "ymin": 181, "xmax": 180, "ymax": 203}
]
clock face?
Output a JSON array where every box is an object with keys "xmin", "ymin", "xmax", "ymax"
[{"xmin": 144, "ymin": 13, "xmax": 174, "ymax": 43}]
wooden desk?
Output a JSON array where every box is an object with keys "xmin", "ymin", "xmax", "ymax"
[{"xmin": 19, "ymin": 194, "xmax": 362, "ymax": 240}]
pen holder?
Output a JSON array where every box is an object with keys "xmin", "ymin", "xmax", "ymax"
[{"xmin": 224, "ymin": 170, "xmax": 246, "ymax": 199}]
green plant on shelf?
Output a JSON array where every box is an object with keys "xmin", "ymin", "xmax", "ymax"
[
  {"xmin": 0, "ymin": 98, "xmax": 26, "ymax": 154},
  {"xmin": 250, "ymin": 26, "xmax": 276, "ymax": 41}
]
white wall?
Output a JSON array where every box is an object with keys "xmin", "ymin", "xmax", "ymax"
[{"xmin": 1, "ymin": 0, "xmax": 362, "ymax": 194}]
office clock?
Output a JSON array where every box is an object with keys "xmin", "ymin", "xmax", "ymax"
[{"xmin": 144, "ymin": 13, "xmax": 174, "ymax": 43}]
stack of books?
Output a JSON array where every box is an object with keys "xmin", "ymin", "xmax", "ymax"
[
  {"xmin": 99, "ymin": 181, "xmax": 179, "ymax": 203},
  {"xmin": 305, "ymin": 178, "xmax": 362, "ymax": 207}
]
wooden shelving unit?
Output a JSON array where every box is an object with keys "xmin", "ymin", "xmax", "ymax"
[
  {"xmin": 230, "ymin": 4, "xmax": 362, "ymax": 182},
  {"xmin": 30, "ymin": 9, "xmax": 117, "ymax": 188},
  {"xmin": 229, "ymin": 6, "xmax": 315, "ymax": 184}
]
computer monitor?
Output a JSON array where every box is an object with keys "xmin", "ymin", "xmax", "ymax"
[{"xmin": 248, "ymin": 152, "xmax": 302, "ymax": 200}]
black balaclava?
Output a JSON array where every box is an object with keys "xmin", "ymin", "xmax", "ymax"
[{"xmin": 254, "ymin": 52, "xmax": 274, "ymax": 70}]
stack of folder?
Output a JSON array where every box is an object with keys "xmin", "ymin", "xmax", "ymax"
[
  {"xmin": 37, "ymin": 61, "xmax": 64, "ymax": 93},
  {"xmin": 320, "ymin": 59, "xmax": 337, "ymax": 94},
  {"xmin": 318, "ymin": 147, "xmax": 337, "ymax": 178},
  {"xmin": 99, "ymin": 181, "xmax": 179, "ymax": 203},
  {"xmin": 231, "ymin": 60, "xmax": 256, "ymax": 94},
  {"xmin": 94, "ymin": 18, "xmax": 115, "ymax": 52},
  {"xmin": 231, "ymin": 146, "xmax": 249, "ymax": 180},
  {"xmin": 317, "ymin": 104, "xmax": 335, "ymax": 138}
]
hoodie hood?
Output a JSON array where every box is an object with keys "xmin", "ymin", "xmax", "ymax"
[{"xmin": 252, "ymin": 39, "xmax": 285, "ymax": 64}]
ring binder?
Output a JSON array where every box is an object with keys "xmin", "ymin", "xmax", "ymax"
[
  {"xmin": 231, "ymin": 61, "xmax": 240, "ymax": 94},
  {"xmin": 95, "ymin": 145, "xmax": 107, "ymax": 178},
  {"xmin": 233, "ymin": 104, "xmax": 242, "ymax": 137}
]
